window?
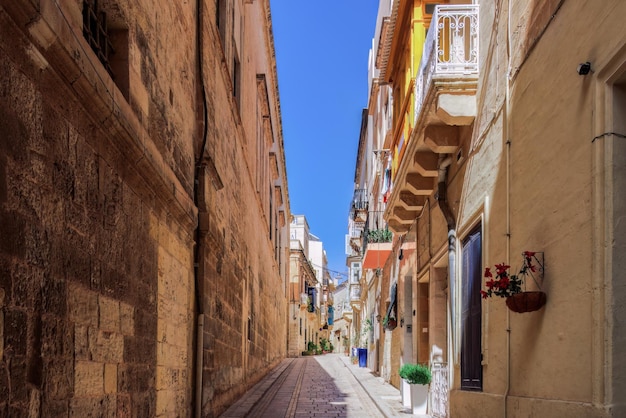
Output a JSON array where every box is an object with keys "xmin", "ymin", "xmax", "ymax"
[
  {"xmin": 216, "ymin": 0, "xmax": 227, "ymax": 47},
  {"xmin": 424, "ymin": 3, "xmax": 443, "ymax": 16},
  {"xmin": 82, "ymin": 0, "xmax": 129, "ymax": 99},
  {"xmin": 233, "ymin": 51, "xmax": 241, "ymax": 104},
  {"xmin": 82, "ymin": 0, "xmax": 114, "ymax": 75},
  {"xmin": 461, "ymin": 227, "xmax": 482, "ymax": 391},
  {"xmin": 307, "ymin": 286, "xmax": 316, "ymax": 313},
  {"xmin": 351, "ymin": 262, "xmax": 362, "ymax": 283}
]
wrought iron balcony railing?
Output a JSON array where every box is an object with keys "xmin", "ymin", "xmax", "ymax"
[
  {"xmin": 350, "ymin": 188, "xmax": 369, "ymax": 220},
  {"xmin": 414, "ymin": 4, "xmax": 479, "ymax": 123},
  {"xmin": 430, "ymin": 362, "xmax": 449, "ymax": 418}
]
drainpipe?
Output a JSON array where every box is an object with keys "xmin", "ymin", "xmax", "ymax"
[
  {"xmin": 435, "ymin": 156, "xmax": 457, "ymax": 378},
  {"xmin": 194, "ymin": 0, "xmax": 209, "ymax": 415},
  {"xmin": 504, "ymin": 0, "xmax": 512, "ymax": 416}
]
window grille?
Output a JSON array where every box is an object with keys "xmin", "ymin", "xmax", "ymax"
[{"xmin": 82, "ymin": 0, "xmax": 115, "ymax": 77}]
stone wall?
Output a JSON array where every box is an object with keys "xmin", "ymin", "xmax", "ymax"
[{"xmin": 0, "ymin": 0, "xmax": 289, "ymax": 416}]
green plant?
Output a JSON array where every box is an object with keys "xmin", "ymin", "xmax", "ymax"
[
  {"xmin": 399, "ymin": 363, "xmax": 432, "ymax": 385},
  {"xmin": 320, "ymin": 338, "xmax": 331, "ymax": 352},
  {"xmin": 307, "ymin": 341, "xmax": 318, "ymax": 352},
  {"xmin": 367, "ymin": 228, "xmax": 392, "ymax": 243},
  {"xmin": 363, "ymin": 318, "xmax": 373, "ymax": 333}
]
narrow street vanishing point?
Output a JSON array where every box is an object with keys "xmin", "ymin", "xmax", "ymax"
[{"xmin": 220, "ymin": 354, "xmax": 415, "ymax": 418}]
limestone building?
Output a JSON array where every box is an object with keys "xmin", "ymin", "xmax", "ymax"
[
  {"xmin": 0, "ymin": 0, "xmax": 290, "ymax": 416},
  {"xmin": 288, "ymin": 215, "xmax": 334, "ymax": 356},
  {"xmin": 354, "ymin": 0, "xmax": 626, "ymax": 417}
]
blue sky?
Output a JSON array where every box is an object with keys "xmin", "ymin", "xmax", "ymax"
[{"xmin": 271, "ymin": 1, "xmax": 379, "ymax": 278}]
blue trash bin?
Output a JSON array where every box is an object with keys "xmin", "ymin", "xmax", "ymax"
[{"xmin": 358, "ymin": 348, "xmax": 368, "ymax": 368}]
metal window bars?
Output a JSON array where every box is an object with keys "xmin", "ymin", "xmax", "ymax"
[{"xmin": 82, "ymin": 0, "xmax": 115, "ymax": 77}]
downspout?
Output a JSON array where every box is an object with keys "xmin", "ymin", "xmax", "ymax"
[
  {"xmin": 504, "ymin": 0, "xmax": 512, "ymax": 416},
  {"xmin": 435, "ymin": 156, "xmax": 456, "ymax": 372},
  {"xmin": 194, "ymin": 0, "xmax": 209, "ymax": 415}
]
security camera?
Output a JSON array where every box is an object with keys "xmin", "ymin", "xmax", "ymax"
[{"xmin": 577, "ymin": 62, "xmax": 592, "ymax": 75}]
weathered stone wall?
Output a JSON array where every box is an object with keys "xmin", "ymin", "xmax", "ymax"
[
  {"xmin": 0, "ymin": 0, "xmax": 289, "ymax": 416},
  {"xmin": 0, "ymin": 0, "xmax": 196, "ymax": 415}
]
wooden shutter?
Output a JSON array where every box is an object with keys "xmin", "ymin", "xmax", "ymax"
[{"xmin": 461, "ymin": 227, "xmax": 482, "ymax": 391}]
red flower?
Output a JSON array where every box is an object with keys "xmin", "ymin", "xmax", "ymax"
[
  {"xmin": 486, "ymin": 279, "xmax": 496, "ymax": 289},
  {"xmin": 495, "ymin": 263, "xmax": 510, "ymax": 275},
  {"xmin": 484, "ymin": 267, "xmax": 493, "ymax": 278},
  {"xmin": 480, "ymin": 290, "xmax": 489, "ymax": 299},
  {"xmin": 498, "ymin": 276, "xmax": 510, "ymax": 289},
  {"xmin": 523, "ymin": 251, "xmax": 535, "ymax": 258}
]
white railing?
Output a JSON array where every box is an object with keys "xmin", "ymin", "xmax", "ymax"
[
  {"xmin": 430, "ymin": 362, "xmax": 449, "ymax": 418},
  {"xmin": 414, "ymin": 5, "xmax": 479, "ymax": 122}
]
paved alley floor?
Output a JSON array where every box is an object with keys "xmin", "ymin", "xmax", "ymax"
[{"xmin": 220, "ymin": 353, "xmax": 425, "ymax": 418}]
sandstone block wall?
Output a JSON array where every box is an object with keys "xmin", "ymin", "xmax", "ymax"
[{"xmin": 0, "ymin": 0, "xmax": 289, "ymax": 416}]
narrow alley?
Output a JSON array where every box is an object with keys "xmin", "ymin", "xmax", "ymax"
[{"xmin": 220, "ymin": 354, "xmax": 419, "ymax": 418}]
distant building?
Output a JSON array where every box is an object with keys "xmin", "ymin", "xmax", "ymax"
[
  {"xmin": 288, "ymin": 215, "xmax": 333, "ymax": 356},
  {"xmin": 330, "ymin": 280, "xmax": 352, "ymax": 355}
]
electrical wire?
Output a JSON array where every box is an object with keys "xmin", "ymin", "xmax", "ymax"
[{"xmin": 591, "ymin": 132, "xmax": 626, "ymax": 142}]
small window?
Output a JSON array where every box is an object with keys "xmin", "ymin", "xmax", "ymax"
[
  {"xmin": 82, "ymin": 0, "xmax": 114, "ymax": 76},
  {"xmin": 233, "ymin": 53, "xmax": 241, "ymax": 103},
  {"xmin": 425, "ymin": 3, "xmax": 441, "ymax": 15},
  {"xmin": 82, "ymin": 0, "xmax": 129, "ymax": 100},
  {"xmin": 216, "ymin": 0, "xmax": 227, "ymax": 46}
]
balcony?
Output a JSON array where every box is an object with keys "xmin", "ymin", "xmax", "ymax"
[
  {"xmin": 345, "ymin": 218, "xmax": 365, "ymax": 257},
  {"xmin": 349, "ymin": 284, "xmax": 362, "ymax": 310},
  {"xmin": 384, "ymin": 4, "xmax": 479, "ymax": 233},
  {"xmin": 362, "ymin": 211, "xmax": 392, "ymax": 270},
  {"xmin": 350, "ymin": 188, "xmax": 369, "ymax": 222}
]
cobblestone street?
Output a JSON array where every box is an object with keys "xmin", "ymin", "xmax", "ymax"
[{"xmin": 220, "ymin": 354, "xmax": 419, "ymax": 418}]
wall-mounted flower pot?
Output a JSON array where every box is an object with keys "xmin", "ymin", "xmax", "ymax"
[
  {"xmin": 385, "ymin": 318, "xmax": 397, "ymax": 331},
  {"xmin": 506, "ymin": 291, "xmax": 547, "ymax": 313}
]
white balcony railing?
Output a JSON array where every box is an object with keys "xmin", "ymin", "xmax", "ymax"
[
  {"xmin": 414, "ymin": 5, "xmax": 479, "ymax": 123},
  {"xmin": 430, "ymin": 362, "xmax": 449, "ymax": 418}
]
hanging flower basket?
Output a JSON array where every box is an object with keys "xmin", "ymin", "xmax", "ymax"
[
  {"xmin": 505, "ymin": 291, "xmax": 547, "ymax": 313},
  {"xmin": 481, "ymin": 251, "xmax": 547, "ymax": 313},
  {"xmin": 383, "ymin": 315, "xmax": 397, "ymax": 331}
]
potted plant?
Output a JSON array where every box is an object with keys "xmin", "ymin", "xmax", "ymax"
[
  {"xmin": 480, "ymin": 251, "xmax": 546, "ymax": 313},
  {"xmin": 399, "ymin": 363, "xmax": 431, "ymax": 414}
]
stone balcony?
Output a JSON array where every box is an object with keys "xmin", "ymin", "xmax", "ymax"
[{"xmin": 384, "ymin": 4, "xmax": 479, "ymax": 233}]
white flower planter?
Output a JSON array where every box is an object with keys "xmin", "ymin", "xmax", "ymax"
[
  {"xmin": 401, "ymin": 379, "xmax": 411, "ymax": 408},
  {"xmin": 410, "ymin": 383, "xmax": 429, "ymax": 415}
]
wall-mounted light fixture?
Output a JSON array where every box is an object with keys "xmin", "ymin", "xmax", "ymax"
[{"xmin": 577, "ymin": 61, "xmax": 592, "ymax": 75}]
